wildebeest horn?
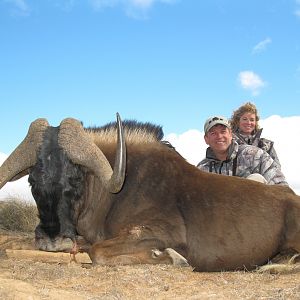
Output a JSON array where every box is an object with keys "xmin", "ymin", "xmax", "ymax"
[
  {"xmin": 58, "ymin": 113, "xmax": 126, "ymax": 193},
  {"xmin": 0, "ymin": 118, "xmax": 50, "ymax": 189},
  {"xmin": 108, "ymin": 113, "xmax": 127, "ymax": 193}
]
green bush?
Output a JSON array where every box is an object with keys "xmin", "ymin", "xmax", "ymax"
[{"xmin": 0, "ymin": 198, "xmax": 38, "ymax": 232}]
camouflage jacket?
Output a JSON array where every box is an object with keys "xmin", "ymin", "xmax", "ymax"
[
  {"xmin": 233, "ymin": 128, "xmax": 281, "ymax": 167},
  {"xmin": 197, "ymin": 141, "xmax": 288, "ymax": 186}
]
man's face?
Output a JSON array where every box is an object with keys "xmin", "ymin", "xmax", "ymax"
[{"xmin": 204, "ymin": 125, "xmax": 232, "ymax": 155}]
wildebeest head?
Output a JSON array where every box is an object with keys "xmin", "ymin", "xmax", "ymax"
[{"xmin": 0, "ymin": 114, "xmax": 126, "ymax": 251}]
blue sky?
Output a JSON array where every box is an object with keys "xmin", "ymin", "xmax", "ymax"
[{"xmin": 0, "ymin": 0, "xmax": 300, "ymax": 154}]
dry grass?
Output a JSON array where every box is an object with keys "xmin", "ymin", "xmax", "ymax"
[
  {"xmin": 1, "ymin": 257, "xmax": 300, "ymax": 299},
  {"xmin": 2, "ymin": 198, "xmax": 300, "ymax": 299},
  {"xmin": 0, "ymin": 198, "xmax": 38, "ymax": 232}
]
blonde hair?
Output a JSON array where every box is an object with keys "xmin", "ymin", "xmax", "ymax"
[{"xmin": 230, "ymin": 102, "xmax": 260, "ymax": 132}]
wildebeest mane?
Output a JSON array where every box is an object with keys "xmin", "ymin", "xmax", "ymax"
[
  {"xmin": 87, "ymin": 120, "xmax": 163, "ymax": 140},
  {"xmin": 85, "ymin": 120, "xmax": 171, "ymax": 147}
]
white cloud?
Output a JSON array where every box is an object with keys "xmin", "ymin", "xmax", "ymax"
[
  {"xmin": 3, "ymin": 0, "xmax": 176, "ymax": 17},
  {"xmin": 295, "ymin": 0, "xmax": 300, "ymax": 17},
  {"xmin": 129, "ymin": 0, "xmax": 154, "ymax": 9},
  {"xmin": 252, "ymin": 37, "xmax": 272, "ymax": 54},
  {"xmin": 4, "ymin": 0, "xmax": 30, "ymax": 16},
  {"xmin": 89, "ymin": 0, "xmax": 177, "ymax": 17},
  {"xmin": 238, "ymin": 71, "xmax": 266, "ymax": 96},
  {"xmin": 89, "ymin": 0, "xmax": 119, "ymax": 10},
  {"xmin": 166, "ymin": 130, "xmax": 205, "ymax": 166},
  {"xmin": 54, "ymin": 0, "xmax": 76, "ymax": 11},
  {"xmin": 259, "ymin": 115, "xmax": 300, "ymax": 194}
]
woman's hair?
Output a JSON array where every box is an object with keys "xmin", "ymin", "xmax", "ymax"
[{"xmin": 230, "ymin": 102, "xmax": 260, "ymax": 132}]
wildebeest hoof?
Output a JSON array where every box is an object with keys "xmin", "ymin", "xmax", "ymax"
[
  {"xmin": 152, "ymin": 248, "xmax": 189, "ymax": 267},
  {"xmin": 257, "ymin": 253, "xmax": 300, "ymax": 274}
]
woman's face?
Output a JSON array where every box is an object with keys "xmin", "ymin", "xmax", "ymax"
[{"xmin": 238, "ymin": 112, "xmax": 256, "ymax": 135}]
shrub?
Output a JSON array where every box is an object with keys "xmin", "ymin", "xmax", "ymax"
[{"xmin": 0, "ymin": 198, "xmax": 38, "ymax": 232}]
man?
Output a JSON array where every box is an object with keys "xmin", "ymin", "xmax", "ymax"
[{"xmin": 197, "ymin": 116, "xmax": 288, "ymax": 185}]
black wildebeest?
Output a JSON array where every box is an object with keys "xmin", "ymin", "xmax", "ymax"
[{"xmin": 0, "ymin": 114, "xmax": 300, "ymax": 271}]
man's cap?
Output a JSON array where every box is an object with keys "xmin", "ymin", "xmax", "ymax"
[{"xmin": 204, "ymin": 116, "xmax": 230, "ymax": 133}]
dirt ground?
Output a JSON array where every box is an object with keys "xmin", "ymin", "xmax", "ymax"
[{"xmin": 1, "ymin": 231, "xmax": 300, "ymax": 300}]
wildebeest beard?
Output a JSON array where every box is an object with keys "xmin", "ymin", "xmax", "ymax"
[{"xmin": 28, "ymin": 126, "xmax": 84, "ymax": 251}]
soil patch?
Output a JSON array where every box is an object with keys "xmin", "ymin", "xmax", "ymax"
[{"xmin": 1, "ymin": 230, "xmax": 300, "ymax": 299}]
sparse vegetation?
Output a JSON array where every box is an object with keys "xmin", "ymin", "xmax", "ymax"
[
  {"xmin": 1, "ymin": 199, "xmax": 300, "ymax": 298},
  {"xmin": 0, "ymin": 198, "xmax": 38, "ymax": 232}
]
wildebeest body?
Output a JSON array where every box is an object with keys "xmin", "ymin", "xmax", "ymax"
[
  {"xmin": 89, "ymin": 140, "xmax": 297, "ymax": 271},
  {"xmin": 0, "ymin": 116, "xmax": 300, "ymax": 271}
]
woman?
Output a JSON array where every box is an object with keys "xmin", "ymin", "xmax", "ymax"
[{"xmin": 230, "ymin": 102, "xmax": 281, "ymax": 167}]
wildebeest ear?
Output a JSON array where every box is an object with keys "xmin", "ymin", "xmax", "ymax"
[{"xmin": 0, "ymin": 118, "xmax": 49, "ymax": 190}]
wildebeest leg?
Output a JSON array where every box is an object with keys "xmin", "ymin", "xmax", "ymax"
[{"xmin": 89, "ymin": 226, "xmax": 189, "ymax": 267}]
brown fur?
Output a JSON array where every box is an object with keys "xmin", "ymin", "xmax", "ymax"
[{"xmin": 70, "ymin": 126, "xmax": 300, "ymax": 271}]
